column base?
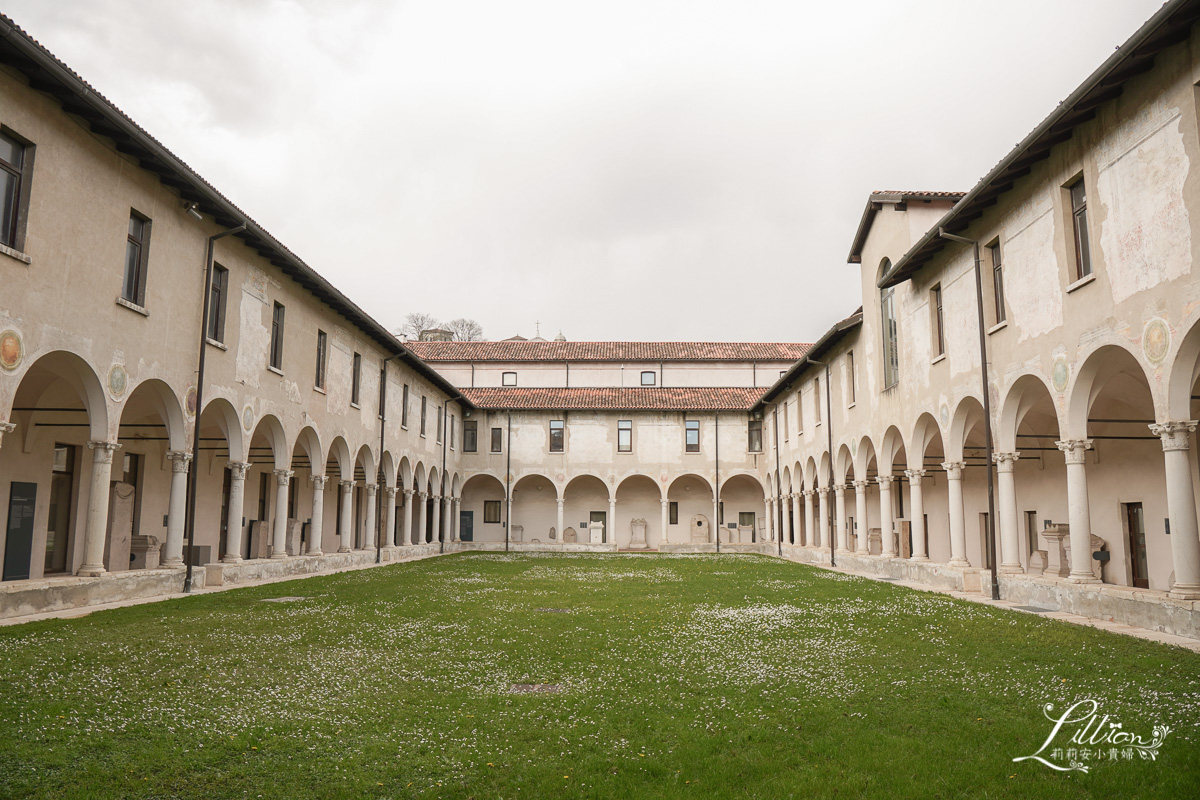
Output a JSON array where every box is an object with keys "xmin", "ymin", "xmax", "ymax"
[
  {"xmin": 221, "ymin": 555, "xmax": 243, "ymax": 565},
  {"xmin": 1067, "ymin": 572, "xmax": 1100, "ymax": 583},
  {"xmin": 161, "ymin": 558, "xmax": 184, "ymax": 568},
  {"xmin": 999, "ymin": 562, "xmax": 1024, "ymax": 574},
  {"xmin": 337, "ymin": 547, "xmax": 351, "ymax": 554},
  {"xmin": 270, "ymin": 552, "xmax": 287, "ymax": 559},
  {"xmin": 948, "ymin": 558, "xmax": 970, "ymax": 567},
  {"xmin": 1168, "ymin": 584, "xmax": 1200, "ymax": 600},
  {"xmin": 306, "ymin": 549, "xmax": 323, "ymax": 557},
  {"xmin": 910, "ymin": 555, "xmax": 930, "ymax": 562},
  {"xmin": 77, "ymin": 565, "xmax": 106, "ymax": 577}
]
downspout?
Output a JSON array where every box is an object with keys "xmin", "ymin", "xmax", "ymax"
[
  {"xmin": 183, "ymin": 221, "xmax": 246, "ymax": 593},
  {"xmin": 939, "ymin": 228, "xmax": 1000, "ymax": 600},
  {"xmin": 714, "ymin": 411, "xmax": 721, "ymax": 554},
  {"xmin": 505, "ymin": 410, "xmax": 512, "ymax": 552},
  {"xmin": 808, "ymin": 359, "xmax": 837, "ymax": 567},
  {"xmin": 773, "ymin": 404, "xmax": 783, "ymax": 557},
  {"xmin": 440, "ymin": 397, "xmax": 449, "ymax": 554}
]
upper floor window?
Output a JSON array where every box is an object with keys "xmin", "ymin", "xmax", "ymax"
[
  {"xmin": 0, "ymin": 130, "xmax": 29, "ymax": 250},
  {"xmin": 351, "ymin": 352, "xmax": 362, "ymax": 406},
  {"xmin": 989, "ymin": 241, "xmax": 1006, "ymax": 323},
  {"xmin": 1069, "ymin": 177, "xmax": 1092, "ymax": 280},
  {"xmin": 617, "ymin": 420, "xmax": 632, "ymax": 452},
  {"xmin": 814, "ymin": 377, "xmax": 822, "ymax": 424},
  {"xmin": 314, "ymin": 330, "xmax": 328, "ymax": 390},
  {"xmin": 420, "ymin": 396, "xmax": 427, "ymax": 436},
  {"xmin": 685, "ymin": 420, "xmax": 700, "ymax": 453},
  {"xmin": 437, "ymin": 407, "xmax": 444, "ymax": 443},
  {"xmin": 549, "ymin": 420, "xmax": 564, "ymax": 452},
  {"xmin": 641, "ymin": 371, "xmax": 656, "ymax": 386},
  {"xmin": 747, "ymin": 418, "xmax": 763, "ymax": 453},
  {"xmin": 269, "ymin": 302, "xmax": 285, "ymax": 370},
  {"xmin": 207, "ymin": 264, "xmax": 228, "ymax": 343},
  {"xmin": 378, "ymin": 367, "xmax": 387, "ymax": 419},
  {"xmin": 123, "ymin": 210, "xmax": 151, "ymax": 307},
  {"xmin": 797, "ymin": 393, "xmax": 804, "ymax": 434},
  {"xmin": 881, "ymin": 284, "xmax": 899, "ymax": 388},
  {"xmin": 931, "ymin": 284, "xmax": 945, "ymax": 357},
  {"xmin": 401, "ymin": 384, "xmax": 410, "ymax": 427},
  {"xmin": 502, "ymin": 371, "xmax": 517, "ymax": 386},
  {"xmin": 782, "ymin": 402, "xmax": 789, "ymax": 442},
  {"xmin": 491, "ymin": 426, "xmax": 502, "ymax": 453},
  {"xmin": 450, "ymin": 414, "xmax": 455, "ymax": 449},
  {"xmin": 846, "ymin": 350, "xmax": 856, "ymax": 405},
  {"xmin": 464, "ymin": 420, "xmax": 478, "ymax": 452}
]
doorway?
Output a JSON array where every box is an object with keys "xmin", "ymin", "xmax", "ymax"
[
  {"xmin": 1125, "ymin": 502, "xmax": 1148, "ymax": 589},
  {"xmin": 460, "ymin": 510, "xmax": 473, "ymax": 542},
  {"xmin": 590, "ymin": 510, "xmax": 607, "ymax": 543}
]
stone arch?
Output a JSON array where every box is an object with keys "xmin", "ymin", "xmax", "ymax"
[
  {"xmin": 719, "ymin": 473, "xmax": 766, "ymax": 543},
  {"xmin": 835, "ymin": 444, "xmax": 854, "ymax": 482},
  {"xmin": 4, "ymin": 350, "xmax": 110, "ymax": 441},
  {"xmin": 327, "ymin": 436, "xmax": 352, "ymax": 481},
  {"xmin": 249, "ymin": 414, "xmax": 289, "ymax": 469},
  {"xmin": 119, "ymin": 378, "xmax": 187, "ymax": 452},
  {"xmin": 999, "ymin": 373, "xmax": 1062, "ymax": 452},
  {"xmin": 948, "ymin": 397, "xmax": 986, "ymax": 462},
  {"xmin": 354, "ymin": 443, "xmax": 375, "ymax": 483},
  {"xmin": 293, "ymin": 426, "xmax": 323, "ymax": 476},
  {"xmin": 667, "ymin": 473, "xmax": 715, "ymax": 545},
  {"xmin": 198, "ymin": 396, "xmax": 244, "ymax": 463},
  {"xmin": 1065, "ymin": 343, "xmax": 1153, "ymax": 440},
  {"xmin": 514, "ymin": 473, "xmax": 559, "ymax": 543},
  {"xmin": 615, "ymin": 473, "xmax": 662, "ymax": 549},
  {"xmin": 1166, "ymin": 314, "xmax": 1200, "ymax": 420},
  {"xmin": 461, "ymin": 473, "xmax": 506, "ymax": 542}
]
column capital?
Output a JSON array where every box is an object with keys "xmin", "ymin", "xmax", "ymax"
[
  {"xmin": 660, "ymin": 498, "xmax": 669, "ymax": 507},
  {"xmin": 833, "ymin": 483, "xmax": 847, "ymax": 494},
  {"xmin": 802, "ymin": 489, "xmax": 815, "ymax": 498},
  {"xmin": 87, "ymin": 440, "xmax": 123, "ymax": 463},
  {"xmin": 386, "ymin": 486, "xmax": 397, "ymax": 499},
  {"xmin": 852, "ymin": 479, "xmax": 869, "ymax": 490},
  {"xmin": 309, "ymin": 474, "xmax": 329, "ymax": 490},
  {"xmin": 903, "ymin": 468, "xmax": 928, "ymax": 484},
  {"xmin": 167, "ymin": 450, "xmax": 193, "ymax": 473},
  {"xmin": 227, "ymin": 461, "xmax": 253, "ymax": 479},
  {"xmin": 273, "ymin": 468, "xmax": 294, "ymax": 485},
  {"xmin": 992, "ymin": 451, "xmax": 1020, "ymax": 470},
  {"xmin": 1150, "ymin": 420, "xmax": 1197, "ymax": 452},
  {"xmin": 876, "ymin": 475, "xmax": 895, "ymax": 486},
  {"xmin": 365, "ymin": 483, "xmax": 378, "ymax": 497},
  {"xmin": 402, "ymin": 488, "xmax": 413, "ymax": 497},
  {"xmin": 339, "ymin": 479, "xmax": 354, "ymax": 493},
  {"xmin": 0, "ymin": 420, "xmax": 14, "ymax": 448},
  {"xmin": 1055, "ymin": 439, "xmax": 1093, "ymax": 464},
  {"xmin": 941, "ymin": 461, "xmax": 964, "ymax": 480},
  {"xmin": 817, "ymin": 486, "xmax": 829, "ymax": 497},
  {"xmin": 559, "ymin": 498, "xmax": 566, "ymax": 507},
  {"xmin": 418, "ymin": 491, "xmax": 428, "ymax": 500}
]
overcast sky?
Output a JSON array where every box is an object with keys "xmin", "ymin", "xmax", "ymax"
[{"xmin": 6, "ymin": 0, "xmax": 1167, "ymax": 342}]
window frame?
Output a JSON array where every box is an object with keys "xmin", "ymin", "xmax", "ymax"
[
  {"xmin": 351, "ymin": 352, "xmax": 362, "ymax": 407},
  {"xmin": 669, "ymin": 501, "xmax": 679, "ymax": 525},
  {"xmin": 420, "ymin": 396, "xmax": 427, "ymax": 437},
  {"xmin": 549, "ymin": 419, "xmax": 565, "ymax": 453},
  {"xmin": 846, "ymin": 350, "xmax": 856, "ymax": 405},
  {"xmin": 401, "ymin": 384, "xmax": 410, "ymax": 428},
  {"xmin": 931, "ymin": 284, "xmax": 945, "ymax": 357},
  {"xmin": 747, "ymin": 417, "xmax": 763, "ymax": 453},
  {"xmin": 484, "ymin": 500, "xmax": 501, "ymax": 524},
  {"xmin": 464, "ymin": 420, "xmax": 478, "ymax": 452},
  {"xmin": 314, "ymin": 330, "xmax": 328, "ymax": 390},
  {"xmin": 0, "ymin": 129, "xmax": 31, "ymax": 251},
  {"xmin": 1068, "ymin": 176, "xmax": 1092, "ymax": 280},
  {"xmin": 881, "ymin": 284, "xmax": 899, "ymax": 388},
  {"xmin": 617, "ymin": 420, "xmax": 632, "ymax": 453},
  {"xmin": 207, "ymin": 263, "xmax": 229, "ymax": 343},
  {"xmin": 640, "ymin": 371, "xmax": 656, "ymax": 386},
  {"xmin": 988, "ymin": 241, "xmax": 1006, "ymax": 323},
  {"xmin": 813, "ymin": 377, "xmax": 822, "ymax": 425},
  {"xmin": 122, "ymin": 210, "xmax": 151, "ymax": 307},
  {"xmin": 269, "ymin": 301, "xmax": 285, "ymax": 370},
  {"xmin": 685, "ymin": 420, "xmax": 700, "ymax": 453},
  {"xmin": 437, "ymin": 406, "xmax": 444, "ymax": 444},
  {"xmin": 490, "ymin": 427, "xmax": 503, "ymax": 453},
  {"xmin": 502, "ymin": 371, "xmax": 517, "ymax": 387}
]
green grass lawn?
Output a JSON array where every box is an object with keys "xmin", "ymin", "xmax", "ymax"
[{"xmin": 0, "ymin": 553, "xmax": 1197, "ymax": 799}]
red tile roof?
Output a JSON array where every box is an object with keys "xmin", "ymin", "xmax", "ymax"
[
  {"xmin": 461, "ymin": 387, "xmax": 766, "ymax": 411},
  {"xmin": 407, "ymin": 341, "xmax": 810, "ymax": 363}
]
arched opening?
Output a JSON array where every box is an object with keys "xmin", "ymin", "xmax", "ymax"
[
  {"xmin": 424, "ymin": 465, "xmax": 440, "ymax": 544},
  {"xmin": 667, "ymin": 474, "xmax": 714, "ymax": 545},
  {"xmin": 244, "ymin": 415, "xmax": 287, "ymax": 560},
  {"xmin": 513, "ymin": 474, "xmax": 558, "ymax": 543},
  {"xmin": 855, "ymin": 437, "xmax": 879, "ymax": 553},
  {"xmin": 999, "ymin": 375, "xmax": 1065, "ymax": 572},
  {"xmin": 615, "ymin": 474, "xmax": 662, "ymax": 549},
  {"xmin": 354, "ymin": 445, "xmax": 374, "ymax": 548},
  {"xmin": 196, "ymin": 397, "xmax": 243, "ymax": 562},
  {"xmin": 410, "ymin": 462, "xmax": 426, "ymax": 545},
  {"xmin": 288, "ymin": 426, "xmax": 322, "ymax": 557},
  {"xmin": 1, "ymin": 352, "xmax": 107, "ymax": 580},
  {"xmin": 950, "ymin": 397, "xmax": 989, "ymax": 568},
  {"xmin": 910, "ymin": 413, "xmax": 947, "ymax": 563},
  {"xmin": 459, "ymin": 474, "xmax": 504, "ymax": 543},
  {"xmin": 718, "ymin": 473, "xmax": 766, "ymax": 544}
]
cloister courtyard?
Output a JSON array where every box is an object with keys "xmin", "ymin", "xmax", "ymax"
[{"xmin": 0, "ymin": 553, "xmax": 1196, "ymax": 799}]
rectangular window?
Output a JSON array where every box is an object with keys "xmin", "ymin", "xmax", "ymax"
[
  {"xmin": 491, "ymin": 427, "xmax": 502, "ymax": 453},
  {"xmin": 641, "ymin": 371, "xmax": 656, "ymax": 386},
  {"xmin": 748, "ymin": 418, "xmax": 762, "ymax": 452},
  {"xmin": 617, "ymin": 420, "xmax": 632, "ymax": 452},
  {"xmin": 464, "ymin": 420, "xmax": 478, "ymax": 452},
  {"xmin": 207, "ymin": 264, "xmax": 228, "ymax": 343},
  {"xmin": 685, "ymin": 420, "xmax": 700, "ymax": 453},
  {"xmin": 814, "ymin": 377, "xmax": 822, "ymax": 424},
  {"xmin": 437, "ymin": 407, "xmax": 444, "ymax": 444},
  {"xmin": 0, "ymin": 130, "xmax": 28, "ymax": 249},
  {"xmin": 797, "ymin": 393, "xmax": 804, "ymax": 434},
  {"xmin": 351, "ymin": 352, "xmax": 362, "ymax": 406},
  {"xmin": 450, "ymin": 414, "xmax": 455, "ymax": 449},
  {"xmin": 846, "ymin": 350, "xmax": 856, "ymax": 405},
  {"xmin": 1069, "ymin": 177, "xmax": 1092, "ymax": 279},
  {"xmin": 502, "ymin": 371, "xmax": 517, "ymax": 386},
  {"xmin": 484, "ymin": 500, "xmax": 501, "ymax": 524},
  {"xmin": 1025, "ymin": 510, "xmax": 1039, "ymax": 555},
  {"xmin": 782, "ymin": 403, "xmax": 789, "ymax": 441},
  {"xmin": 931, "ymin": 284, "xmax": 945, "ymax": 356},
  {"xmin": 549, "ymin": 420, "xmax": 564, "ymax": 452},
  {"xmin": 669, "ymin": 501, "xmax": 678, "ymax": 525},
  {"xmin": 420, "ymin": 396, "xmax": 427, "ymax": 436},
  {"xmin": 881, "ymin": 286, "xmax": 899, "ymax": 388},
  {"xmin": 378, "ymin": 367, "xmax": 386, "ymax": 419},
  {"xmin": 123, "ymin": 210, "xmax": 151, "ymax": 306},
  {"xmin": 401, "ymin": 384, "xmax": 410, "ymax": 427},
  {"xmin": 269, "ymin": 302, "xmax": 285, "ymax": 370},
  {"xmin": 989, "ymin": 242, "xmax": 1006, "ymax": 323},
  {"xmin": 739, "ymin": 512, "xmax": 755, "ymax": 528},
  {"xmin": 315, "ymin": 330, "xmax": 327, "ymax": 389}
]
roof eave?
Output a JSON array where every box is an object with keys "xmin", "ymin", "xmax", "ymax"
[{"xmin": 754, "ymin": 312, "xmax": 864, "ymax": 409}]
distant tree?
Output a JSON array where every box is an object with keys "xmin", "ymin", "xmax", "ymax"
[
  {"xmin": 445, "ymin": 318, "xmax": 485, "ymax": 342},
  {"xmin": 397, "ymin": 311, "xmax": 442, "ymax": 340}
]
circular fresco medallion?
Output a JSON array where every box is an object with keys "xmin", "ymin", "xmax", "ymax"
[
  {"xmin": 185, "ymin": 386, "xmax": 198, "ymax": 417},
  {"xmin": 242, "ymin": 406, "xmax": 255, "ymax": 431},
  {"xmin": 1143, "ymin": 318, "xmax": 1170, "ymax": 365},
  {"xmin": 1052, "ymin": 357, "xmax": 1070, "ymax": 394},
  {"xmin": 0, "ymin": 330, "xmax": 21, "ymax": 371},
  {"xmin": 107, "ymin": 364, "xmax": 127, "ymax": 399}
]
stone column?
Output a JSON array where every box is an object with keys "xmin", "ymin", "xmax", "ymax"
[
  {"xmin": 363, "ymin": 483, "xmax": 378, "ymax": 549},
  {"xmin": 162, "ymin": 451, "xmax": 193, "ymax": 567},
  {"xmin": 817, "ymin": 487, "xmax": 830, "ymax": 550},
  {"xmin": 452, "ymin": 497, "xmax": 461, "ymax": 542},
  {"xmin": 506, "ymin": 495, "xmax": 514, "ymax": 543},
  {"xmin": 993, "ymin": 452, "xmax": 1022, "ymax": 573},
  {"xmin": 942, "ymin": 461, "xmax": 969, "ymax": 566},
  {"xmin": 1153, "ymin": 421, "xmax": 1200, "ymax": 598},
  {"xmin": 384, "ymin": 486, "xmax": 397, "ymax": 548},
  {"xmin": 792, "ymin": 492, "xmax": 803, "ymax": 546},
  {"xmin": 557, "ymin": 498, "xmax": 566, "ymax": 543},
  {"xmin": 904, "ymin": 470, "xmax": 929, "ymax": 561},
  {"xmin": 877, "ymin": 475, "xmax": 895, "ymax": 556},
  {"xmin": 660, "ymin": 499, "xmax": 669, "ymax": 545},
  {"xmin": 440, "ymin": 494, "xmax": 451, "ymax": 542},
  {"xmin": 400, "ymin": 489, "xmax": 412, "ymax": 545},
  {"xmin": 834, "ymin": 484, "xmax": 848, "ymax": 552},
  {"xmin": 307, "ymin": 475, "xmax": 327, "ymax": 555},
  {"xmin": 338, "ymin": 480, "xmax": 354, "ymax": 553},
  {"xmin": 804, "ymin": 489, "xmax": 816, "ymax": 547},
  {"xmin": 271, "ymin": 469, "xmax": 293, "ymax": 558},
  {"xmin": 781, "ymin": 494, "xmax": 792, "ymax": 544},
  {"xmin": 712, "ymin": 497, "xmax": 719, "ymax": 544},
  {"xmin": 765, "ymin": 496, "xmax": 774, "ymax": 542},
  {"xmin": 1056, "ymin": 440, "xmax": 1098, "ymax": 582},
  {"xmin": 430, "ymin": 494, "xmax": 442, "ymax": 543},
  {"xmin": 416, "ymin": 491, "xmax": 428, "ymax": 543},
  {"xmin": 853, "ymin": 479, "xmax": 869, "ymax": 554},
  {"xmin": 223, "ymin": 461, "xmax": 251, "ymax": 563},
  {"xmin": 79, "ymin": 440, "xmax": 122, "ymax": 576},
  {"xmin": 608, "ymin": 497, "xmax": 616, "ymax": 545}
]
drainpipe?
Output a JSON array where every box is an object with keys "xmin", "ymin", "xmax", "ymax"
[
  {"xmin": 440, "ymin": 397, "xmax": 449, "ymax": 554},
  {"xmin": 773, "ymin": 404, "xmax": 783, "ymax": 557},
  {"xmin": 505, "ymin": 411, "xmax": 512, "ymax": 552},
  {"xmin": 183, "ymin": 221, "xmax": 246, "ymax": 594},
  {"xmin": 938, "ymin": 228, "xmax": 1000, "ymax": 601},
  {"xmin": 714, "ymin": 411, "xmax": 721, "ymax": 554},
  {"xmin": 808, "ymin": 359, "xmax": 836, "ymax": 567},
  {"xmin": 376, "ymin": 355, "xmax": 399, "ymax": 564}
]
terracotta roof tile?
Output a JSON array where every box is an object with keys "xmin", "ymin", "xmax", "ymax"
[
  {"xmin": 407, "ymin": 341, "xmax": 810, "ymax": 363},
  {"xmin": 461, "ymin": 387, "xmax": 765, "ymax": 411}
]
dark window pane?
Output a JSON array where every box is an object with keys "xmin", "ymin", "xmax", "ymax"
[
  {"xmin": 0, "ymin": 133, "xmax": 23, "ymax": 168},
  {"xmin": 549, "ymin": 420, "xmax": 564, "ymax": 452},
  {"xmin": 0, "ymin": 171, "xmax": 17, "ymax": 247},
  {"xmin": 491, "ymin": 427, "xmax": 502, "ymax": 452},
  {"xmin": 123, "ymin": 240, "xmax": 141, "ymax": 301},
  {"xmin": 464, "ymin": 421, "xmax": 477, "ymax": 452}
]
